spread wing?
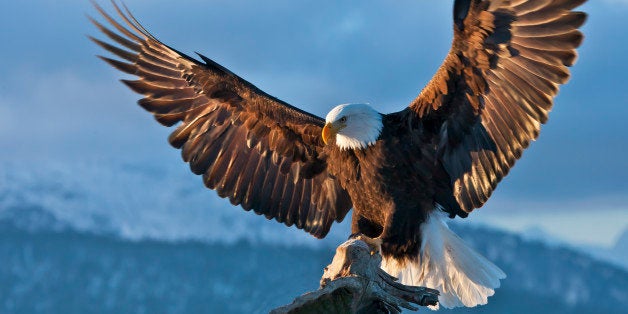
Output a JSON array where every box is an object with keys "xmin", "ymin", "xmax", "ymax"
[
  {"xmin": 89, "ymin": 2, "xmax": 352, "ymax": 238},
  {"xmin": 406, "ymin": 0, "xmax": 587, "ymax": 214}
]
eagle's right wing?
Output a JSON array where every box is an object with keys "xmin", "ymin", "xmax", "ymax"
[{"xmin": 89, "ymin": 2, "xmax": 352, "ymax": 238}]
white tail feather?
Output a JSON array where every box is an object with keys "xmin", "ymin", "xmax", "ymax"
[{"xmin": 381, "ymin": 211, "xmax": 506, "ymax": 310}]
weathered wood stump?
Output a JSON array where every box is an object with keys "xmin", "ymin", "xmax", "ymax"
[{"xmin": 271, "ymin": 236, "xmax": 439, "ymax": 314}]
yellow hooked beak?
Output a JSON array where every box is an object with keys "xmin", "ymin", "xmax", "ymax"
[{"xmin": 322, "ymin": 122, "xmax": 339, "ymax": 145}]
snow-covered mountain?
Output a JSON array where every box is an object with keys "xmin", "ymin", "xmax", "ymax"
[
  {"xmin": 0, "ymin": 161, "xmax": 626, "ymax": 313},
  {"xmin": 0, "ymin": 159, "xmax": 347, "ymax": 247},
  {"xmin": 579, "ymin": 228, "xmax": 628, "ymax": 272},
  {"xmin": 614, "ymin": 229, "xmax": 628, "ymax": 261},
  {"xmin": 516, "ymin": 224, "xmax": 628, "ymax": 272},
  {"xmin": 448, "ymin": 224, "xmax": 627, "ymax": 314}
]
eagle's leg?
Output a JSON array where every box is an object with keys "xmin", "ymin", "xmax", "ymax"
[{"xmin": 347, "ymin": 233, "xmax": 383, "ymax": 255}]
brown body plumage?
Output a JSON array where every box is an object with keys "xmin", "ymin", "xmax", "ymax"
[
  {"xmin": 326, "ymin": 113, "xmax": 446, "ymax": 259},
  {"xmin": 90, "ymin": 0, "xmax": 587, "ymax": 308}
]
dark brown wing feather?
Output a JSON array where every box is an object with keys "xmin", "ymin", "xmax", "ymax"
[
  {"xmin": 89, "ymin": 1, "xmax": 352, "ymax": 238},
  {"xmin": 405, "ymin": 0, "xmax": 586, "ymax": 214}
]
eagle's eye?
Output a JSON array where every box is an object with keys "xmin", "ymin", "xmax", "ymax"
[{"xmin": 339, "ymin": 116, "xmax": 347, "ymax": 123}]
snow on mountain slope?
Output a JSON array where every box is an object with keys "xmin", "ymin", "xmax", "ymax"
[
  {"xmin": 614, "ymin": 228, "xmax": 628, "ymax": 259},
  {"xmin": 0, "ymin": 159, "xmax": 349, "ymax": 247},
  {"xmin": 580, "ymin": 228, "xmax": 628, "ymax": 272}
]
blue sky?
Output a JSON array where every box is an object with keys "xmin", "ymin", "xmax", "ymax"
[{"xmin": 0, "ymin": 0, "xmax": 626, "ymax": 246}]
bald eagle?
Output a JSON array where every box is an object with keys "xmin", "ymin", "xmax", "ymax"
[{"xmin": 90, "ymin": 0, "xmax": 587, "ymax": 309}]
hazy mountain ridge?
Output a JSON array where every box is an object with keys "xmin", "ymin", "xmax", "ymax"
[
  {"xmin": 0, "ymin": 206, "xmax": 626, "ymax": 314},
  {"xmin": 450, "ymin": 224, "xmax": 627, "ymax": 313},
  {"xmin": 581, "ymin": 228, "xmax": 628, "ymax": 271},
  {"xmin": 518, "ymin": 224, "xmax": 628, "ymax": 272},
  {"xmin": 1, "ymin": 162, "xmax": 626, "ymax": 313}
]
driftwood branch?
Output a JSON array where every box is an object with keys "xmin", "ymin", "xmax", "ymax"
[{"xmin": 271, "ymin": 236, "xmax": 439, "ymax": 314}]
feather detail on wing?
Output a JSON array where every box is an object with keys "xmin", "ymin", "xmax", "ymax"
[
  {"xmin": 89, "ymin": 1, "xmax": 352, "ymax": 238},
  {"xmin": 407, "ymin": 0, "xmax": 586, "ymax": 214}
]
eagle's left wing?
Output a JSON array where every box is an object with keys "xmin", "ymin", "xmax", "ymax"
[{"xmin": 399, "ymin": 0, "xmax": 587, "ymax": 215}]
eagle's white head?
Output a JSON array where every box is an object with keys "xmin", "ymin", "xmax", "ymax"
[{"xmin": 323, "ymin": 104, "xmax": 383, "ymax": 150}]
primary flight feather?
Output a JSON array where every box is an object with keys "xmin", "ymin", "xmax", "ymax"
[{"xmin": 90, "ymin": 0, "xmax": 586, "ymax": 309}]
